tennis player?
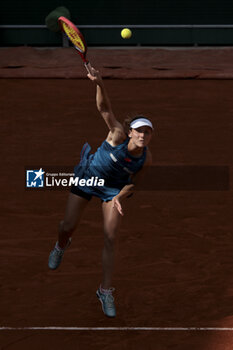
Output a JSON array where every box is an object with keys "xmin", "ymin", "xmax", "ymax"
[{"xmin": 48, "ymin": 68, "xmax": 153, "ymax": 318}]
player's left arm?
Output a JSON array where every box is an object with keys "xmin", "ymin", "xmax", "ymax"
[{"xmin": 112, "ymin": 149, "xmax": 153, "ymax": 215}]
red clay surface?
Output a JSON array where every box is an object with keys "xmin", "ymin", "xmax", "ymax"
[{"xmin": 0, "ymin": 77, "xmax": 232, "ymax": 349}]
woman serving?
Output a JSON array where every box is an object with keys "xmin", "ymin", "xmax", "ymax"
[{"xmin": 48, "ymin": 68, "xmax": 153, "ymax": 318}]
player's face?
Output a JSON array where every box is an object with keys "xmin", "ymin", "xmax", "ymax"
[{"xmin": 129, "ymin": 126, "xmax": 152, "ymax": 147}]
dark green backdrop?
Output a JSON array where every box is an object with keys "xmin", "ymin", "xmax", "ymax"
[{"xmin": 1, "ymin": 0, "xmax": 233, "ymax": 46}]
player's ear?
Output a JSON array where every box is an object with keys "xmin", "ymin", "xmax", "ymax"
[{"xmin": 128, "ymin": 129, "xmax": 132, "ymax": 138}]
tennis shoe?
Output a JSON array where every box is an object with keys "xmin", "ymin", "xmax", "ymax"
[
  {"xmin": 96, "ymin": 287, "xmax": 116, "ymax": 318},
  {"xmin": 48, "ymin": 238, "xmax": 71, "ymax": 270}
]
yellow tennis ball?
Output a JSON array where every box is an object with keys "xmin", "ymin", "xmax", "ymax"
[{"xmin": 121, "ymin": 28, "xmax": 132, "ymax": 39}]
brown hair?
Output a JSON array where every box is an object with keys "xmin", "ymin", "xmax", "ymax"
[{"xmin": 123, "ymin": 114, "xmax": 152, "ymax": 134}]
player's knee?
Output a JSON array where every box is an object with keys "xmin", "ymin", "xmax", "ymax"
[
  {"xmin": 104, "ymin": 236, "xmax": 115, "ymax": 251},
  {"xmin": 104, "ymin": 228, "xmax": 116, "ymax": 248},
  {"xmin": 59, "ymin": 220, "xmax": 75, "ymax": 234},
  {"xmin": 104, "ymin": 220, "xmax": 118, "ymax": 235}
]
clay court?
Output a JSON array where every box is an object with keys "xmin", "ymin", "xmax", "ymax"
[{"xmin": 0, "ymin": 48, "xmax": 232, "ymax": 349}]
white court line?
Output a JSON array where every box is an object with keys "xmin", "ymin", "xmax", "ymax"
[{"xmin": 1, "ymin": 327, "xmax": 233, "ymax": 331}]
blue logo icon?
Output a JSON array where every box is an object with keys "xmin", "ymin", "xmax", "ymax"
[{"xmin": 26, "ymin": 168, "xmax": 45, "ymax": 188}]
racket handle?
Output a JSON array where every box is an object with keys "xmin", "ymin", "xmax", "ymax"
[{"xmin": 84, "ymin": 61, "xmax": 94, "ymax": 75}]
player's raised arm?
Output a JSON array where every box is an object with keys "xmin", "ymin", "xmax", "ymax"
[{"xmin": 87, "ymin": 68, "xmax": 123, "ymax": 132}]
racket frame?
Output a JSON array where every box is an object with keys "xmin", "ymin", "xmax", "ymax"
[{"xmin": 58, "ymin": 16, "xmax": 92, "ymax": 74}]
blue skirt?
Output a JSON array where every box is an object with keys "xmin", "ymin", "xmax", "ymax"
[{"xmin": 73, "ymin": 143, "xmax": 124, "ymax": 202}]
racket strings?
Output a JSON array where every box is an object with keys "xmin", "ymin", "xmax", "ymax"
[{"xmin": 62, "ymin": 23, "xmax": 86, "ymax": 53}]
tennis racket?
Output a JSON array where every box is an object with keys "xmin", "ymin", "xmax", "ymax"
[{"xmin": 58, "ymin": 16, "xmax": 93, "ymax": 74}]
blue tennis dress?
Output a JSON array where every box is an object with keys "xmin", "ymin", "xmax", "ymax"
[{"xmin": 74, "ymin": 138, "xmax": 147, "ymax": 201}]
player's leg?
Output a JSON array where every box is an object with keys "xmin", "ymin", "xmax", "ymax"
[
  {"xmin": 58, "ymin": 192, "xmax": 89, "ymax": 248},
  {"xmin": 96, "ymin": 200, "xmax": 122, "ymax": 317},
  {"xmin": 101, "ymin": 200, "xmax": 122, "ymax": 289},
  {"xmin": 48, "ymin": 191, "xmax": 89, "ymax": 270}
]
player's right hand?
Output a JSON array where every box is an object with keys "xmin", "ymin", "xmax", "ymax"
[{"xmin": 87, "ymin": 68, "xmax": 103, "ymax": 86}]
